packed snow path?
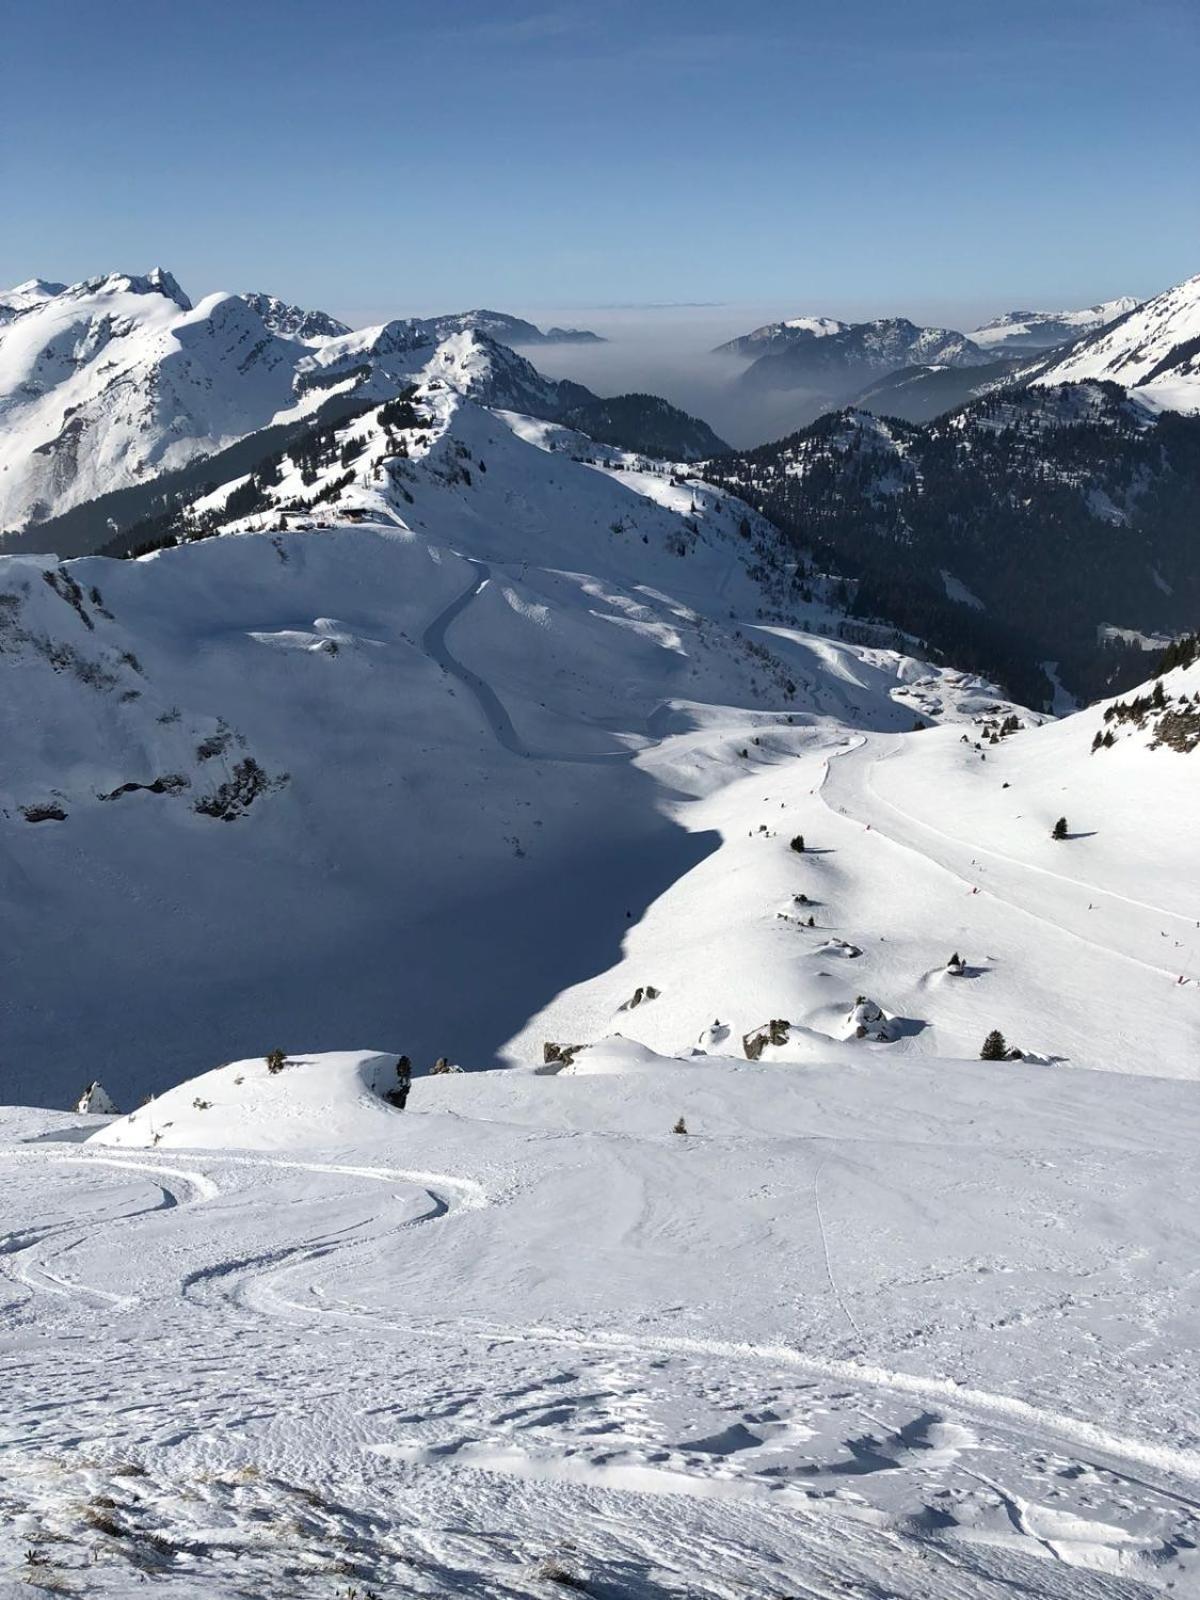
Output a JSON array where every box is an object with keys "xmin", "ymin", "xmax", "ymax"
[
  {"xmin": 423, "ymin": 556, "xmax": 638, "ymax": 764},
  {"xmin": 422, "ymin": 560, "xmax": 526, "ymax": 758}
]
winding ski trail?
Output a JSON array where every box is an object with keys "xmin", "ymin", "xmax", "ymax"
[{"xmin": 422, "ymin": 558, "xmax": 643, "ymax": 764}]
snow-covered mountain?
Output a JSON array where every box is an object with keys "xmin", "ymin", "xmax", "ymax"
[
  {"xmin": 720, "ymin": 317, "xmax": 992, "ymax": 400},
  {"xmin": 715, "ymin": 314, "xmax": 851, "ymax": 359},
  {"xmin": 238, "ymin": 292, "xmax": 352, "ymax": 342},
  {"xmin": 1, "ymin": 347, "xmax": 1031, "ymax": 1108},
  {"xmin": 0, "ymin": 274, "xmax": 706, "ymax": 543},
  {"xmin": 0, "ymin": 270, "xmax": 321, "ymax": 533},
  {"xmin": 414, "ymin": 308, "xmax": 604, "ymax": 346},
  {"xmin": 1030, "ymin": 272, "xmax": 1200, "ymax": 413},
  {"xmin": 853, "ymin": 279, "xmax": 1200, "ymax": 425},
  {"xmin": 970, "ymin": 295, "xmax": 1139, "ymax": 354},
  {"xmin": 5, "ymin": 280, "xmax": 1200, "ymax": 1600},
  {"xmin": 0, "ymin": 276, "xmax": 68, "ymax": 325}
]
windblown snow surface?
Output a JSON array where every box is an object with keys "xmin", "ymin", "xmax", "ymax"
[{"xmin": 3, "ymin": 374, "xmax": 1199, "ymax": 1598}]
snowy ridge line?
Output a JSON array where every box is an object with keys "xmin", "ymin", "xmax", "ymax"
[
  {"xmin": 514, "ymin": 1326, "xmax": 1200, "ymax": 1484},
  {"xmin": 818, "ymin": 741, "xmax": 1196, "ymax": 987}
]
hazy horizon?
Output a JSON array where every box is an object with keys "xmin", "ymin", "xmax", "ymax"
[{"xmin": 7, "ymin": 270, "xmax": 1177, "ymax": 449}]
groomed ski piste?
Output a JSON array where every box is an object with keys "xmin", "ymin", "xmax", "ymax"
[{"xmin": 3, "ymin": 371, "xmax": 1199, "ymax": 1598}]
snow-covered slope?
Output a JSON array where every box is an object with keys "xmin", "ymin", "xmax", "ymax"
[
  {"xmin": 92, "ymin": 1049, "xmax": 411, "ymax": 1150},
  {"xmin": 3, "ymin": 1026, "xmax": 1197, "ymax": 1595},
  {"xmin": 971, "ymin": 296, "xmax": 1139, "ymax": 353},
  {"xmin": 1031, "ymin": 273, "xmax": 1200, "ymax": 413},
  {"xmin": 1, "ymin": 360, "xmax": 1047, "ymax": 1108},
  {"xmin": 512, "ymin": 653, "xmax": 1200, "ymax": 1083},
  {"xmin": 4, "ymin": 318, "xmax": 1200, "ymax": 1600},
  {"xmin": 0, "ymin": 271, "xmax": 317, "ymax": 533}
]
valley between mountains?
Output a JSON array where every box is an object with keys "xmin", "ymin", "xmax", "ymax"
[{"xmin": 2, "ymin": 266, "xmax": 1198, "ymax": 1600}]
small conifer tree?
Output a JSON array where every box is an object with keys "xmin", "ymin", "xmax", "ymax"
[
  {"xmin": 265, "ymin": 1049, "xmax": 286, "ymax": 1074},
  {"xmin": 980, "ymin": 1029, "xmax": 1008, "ymax": 1061},
  {"xmin": 1052, "ymin": 817, "xmax": 1068, "ymax": 840},
  {"xmin": 790, "ymin": 835, "xmax": 806, "ymax": 854}
]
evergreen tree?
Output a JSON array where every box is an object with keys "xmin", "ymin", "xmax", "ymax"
[
  {"xmin": 790, "ymin": 834, "xmax": 806, "ymax": 853},
  {"xmin": 1052, "ymin": 816, "xmax": 1069, "ymax": 840},
  {"xmin": 980, "ymin": 1029, "xmax": 1008, "ymax": 1060}
]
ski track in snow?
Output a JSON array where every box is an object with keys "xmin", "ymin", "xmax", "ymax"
[
  {"xmin": 511, "ymin": 1325, "xmax": 1200, "ymax": 1489},
  {"xmin": 32, "ymin": 1146, "xmax": 1195, "ymax": 1495},
  {"xmin": 423, "ymin": 556, "xmax": 636, "ymax": 764},
  {"xmin": 4, "ymin": 1122, "xmax": 1198, "ymax": 1597},
  {"xmin": 819, "ymin": 738, "xmax": 1196, "ymax": 987}
]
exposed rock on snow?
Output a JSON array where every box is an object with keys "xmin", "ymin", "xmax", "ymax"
[
  {"xmin": 816, "ymin": 938, "xmax": 864, "ymax": 959},
  {"xmin": 75, "ymin": 1080, "xmax": 117, "ymax": 1114},
  {"xmin": 844, "ymin": 996, "xmax": 897, "ymax": 1043},
  {"xmin": 743, "ymin": 1018, "xmax": 792, "ymax": 1060}
]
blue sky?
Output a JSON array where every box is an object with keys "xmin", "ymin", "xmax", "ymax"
[{"xmin": 3, "ymin": 0, "xmax": 1196, "ymax": 327}]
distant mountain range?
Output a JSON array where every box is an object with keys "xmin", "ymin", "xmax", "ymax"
[
  {"xmin": 717, "ymin": 318, "xmax": 991, "ymax": 407},
  {"xmin": 0, "ymin": 273, "xmax": 703, "ymax": 551},
  {"xmin": 845, "ymin": 277, "xmax": 1200, "ymax": 425},
  {"xmin": 712, "ymin": 292, "xmax": 1193, "ymax": 429},
  {"xmin": 5, "ymin": 264, "xmax": 1199, "ymax": 712},
  {"xmin": 413, "ymin": 309, "xmax": 605, "ymax": 347}
]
